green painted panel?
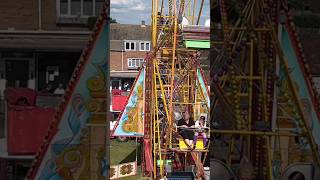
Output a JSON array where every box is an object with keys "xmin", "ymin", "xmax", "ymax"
[{"xmin": 184, "ymin": 40, "xmax": 210, "ymax": 49}]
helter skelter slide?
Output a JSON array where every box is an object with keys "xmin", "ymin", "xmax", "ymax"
[
  {"xmin": 111, "ymin": 0, "xmax": 210, "ymax": 179},
  {"xmin": 25, "ymin": 2, "xmax": 110, "ymax": 180},
  {"xmin": 211, "ymin": 0, "xmax": 320, "ymax": 179}
]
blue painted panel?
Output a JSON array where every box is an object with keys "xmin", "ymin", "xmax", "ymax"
[{"xmin": 280, "ymin": 26, "xmax": 320, "ymax": 145}]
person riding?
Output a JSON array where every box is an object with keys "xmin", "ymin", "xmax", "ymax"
[
  {"xmin": 177, "ymin": 111, "xmax": 195, "ymax": 148},
  {"xmin": 193, "ymin": 115, "xmax": 208, "ymax": 148},
  {"xmin": 54, "ymin": 83, "xmax": 65, "ymax": 95}
]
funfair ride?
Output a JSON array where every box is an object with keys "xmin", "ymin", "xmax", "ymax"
[
  {"xmin": 112, "ymin": 0, "xmax": 210, "ymax": 179},
  {"xmin": 211, "ymin": 0, "xmax": 320, "ymax": 179}
]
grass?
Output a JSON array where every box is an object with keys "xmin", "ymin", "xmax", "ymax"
[{"xmin": 110, "ymin": 139, "xmax": 145, "ymax": 179}]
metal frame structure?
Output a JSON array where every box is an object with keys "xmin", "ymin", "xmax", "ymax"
[
  {"xmin": 147, "ymin": 0, "xmax": 209, "ymax": 179},
  {"xmin": 211, "ymin": 0, "xmax": 320, "ymax": 179}
]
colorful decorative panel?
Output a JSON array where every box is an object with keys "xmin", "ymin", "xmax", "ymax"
[
  {"xmin": 280, "ymin": 26, "xmax": 320, "ymax": 145},
  {"xmin": 26, "ymin": 3, "xmax": 109, "ymax": 180},
  {"xmin": 110, "ymin": 162, "xmax": 137, "ymax": 179},
  {"xmin": 197, "ymin": 67, "xmax": 210, "ymax": 109},
  {"xmin": 112, "ymin": 68, "xmax": 145, "ymax": 137},
  {"xmin": 194, "ymin": 67, "xmax": 210, "ymax": 122},
  {"xmin": 109, "ymin": 165, "xmax": 120, "ymax": 179}
]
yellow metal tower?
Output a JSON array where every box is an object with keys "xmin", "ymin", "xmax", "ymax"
[{"xmin": 149, "ymin": 0, "xmax": 209, "ymax": 179}]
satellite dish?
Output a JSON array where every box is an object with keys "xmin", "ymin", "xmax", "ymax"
[
  {"xmin": 205, "ymin": 19, "xmax": 210, "ymax": 27},
  {"xmin": 182, "ymin": 17, "xmax": 189, "ymax": 26}
]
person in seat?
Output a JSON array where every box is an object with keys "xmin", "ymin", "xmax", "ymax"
[
  {"xmin": 54, "ymin": 83, "xmax": 65, "ymax": 95},
  {"xmin": 193, "ymin": 115, "xmax": 208, "ymax": 149},
  {"xmin": 177, "ymin": 111, "xmax": 195, "ymax": 148}
]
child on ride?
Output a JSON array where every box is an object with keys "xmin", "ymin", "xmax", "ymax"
[{"xmin": 193, "ymin": 115, "xmax": 208, "ymax": 148}]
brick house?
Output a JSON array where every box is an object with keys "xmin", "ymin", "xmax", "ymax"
[
  {"xmin": 0, "ymin": 0, "xmax": 151, "ymax": 120},
  {"xmin": 0, "ymin": 0, "xmax": 151, "ymax": 96},
  {"xmin": 109, "ymin": 23, "xmax": 151, "ymax": 91},
  {"xmin": 0, "ymin": 0, "xmax": 103, "ymax": 98}
]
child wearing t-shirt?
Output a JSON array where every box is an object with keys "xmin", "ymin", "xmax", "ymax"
[{"xmin": 193, "ymin": 115, "xmax": 208, "ymax": 148}]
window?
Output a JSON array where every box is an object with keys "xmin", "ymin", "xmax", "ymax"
[
  {"xmin": 139, "ymin": 41, "xmax": 151, "ymax": 51},
  {"xmin": 111, "ymin": 79, "xmax": 121, "ymax": 90},
  {"xmin": 60, "ymin": 0, "xmax": 68, "ymax": 15},
  {"xmin": 125, "ymin": 41, "xmax": 136, "ymax": 51},
  {"xmin": 146, "ymin": 42, "xmax": 150, "ymax": 51},
  {"xmin": 83, "ymin": 0, "xmax": 93, "ymax": 15},
  {"xmin": 140, "ymin": 42, "xmax": 145, "ymax": 51},
  {"xmin": 58, "ymin": 0, "xmax": 104, "ymax": 17},
  {"xmin": 95, "ymin": 0, "xmax": 104, "ymax": 16},
  {"xmin": 71, "ymin": 0, "xmax": 81, "ymax": 15},
  {"xmin": 128, "ymin": 58, "xmax": 145, "ymax": 69}
]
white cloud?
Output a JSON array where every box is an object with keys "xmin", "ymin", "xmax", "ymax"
[
  {"xmin": 111, "ymin": 8, "xmax": 127, "ymax": 13},
  {"xmin": 111, "ymin": 0, "xmax": 130, "ymax": 5},
  {"xmin": 131, "ymin": 3, "xmax": 146, "ymax": 11},
  {"xmin": 111, "ymin": 0, "xmax": 209, "ymax": 25},
  {"xmin": 111, "ymin": 0, "xmax": 147, "ymax": 12}
]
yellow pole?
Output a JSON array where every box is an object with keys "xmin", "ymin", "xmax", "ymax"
[
  {"xmin": 266, "ymin": 136, "xmax": 273, "ymax": 180},
  {"xmin": 247, "ymin": 39, "xmax": 253, "ymax": 157},
  {"xmin": 227, "ymin": 137, "xmax": 234, "ymax": 165},
  {"xmin": 152, "ymin": 0, "xmax": 158, "ymax": 48},
  {"xmin": 155, "ymin": 63, "xmax": 170, "ymax": 125},
  {"xmin": 168, "ymin": 0, "xmax": 178, "ymax": 149},
  {"xmin": 156, "ymin": 0, "xmax": 158, "ymax": 35},
  {"xmin": 188, "ymin": 0, "xmax": 191, "ymax": 22},
  {"xmin": 247, "ymin": 0, "xmax": 255, "ymax": 158},
  {"xmin": 192, "ymin": 0, "xmax": 196, "ymax": 25}
]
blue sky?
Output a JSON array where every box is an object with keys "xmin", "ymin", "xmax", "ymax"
[{"xmin": 110, "ymin": 0, "xmax": 210, "ymax": 25}]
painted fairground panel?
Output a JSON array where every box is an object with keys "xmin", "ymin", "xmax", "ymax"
[
  {"xmin": 279, "ymin": 26, "xmax": 320, "ymax": 145},
  {"xmin": 112, "ymin": 68, "xmax": 145, "ymax": 137},
  {"xmin": 37, "ymin": 30, "xmax": 108, "ymax": 179},
  {"xmin": 26, "ymin": 4, "xmax": 109, "ymax": 180},
  {"xmin": 194, "ymin": 67, "xmax": 210, "ymax": 122},
  {"xmin": 110, "ymin": 162, "xmax": 137, "ymax": 179}
]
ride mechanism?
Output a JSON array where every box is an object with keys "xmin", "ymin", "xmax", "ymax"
[
  {"xmin": 112, "ymin": 0, "xmax": 210, "ymax": 179},
  {"xmin": 211, "ymin": 0, "xmax": 320, "ymax": 179}
]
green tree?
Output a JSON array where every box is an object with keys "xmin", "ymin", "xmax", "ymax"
[{"xmin": 110, "ymin": 17, "xmax": 117, "ymax": 23}]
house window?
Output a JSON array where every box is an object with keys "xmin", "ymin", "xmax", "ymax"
[
  {"xmin": 128, "ymin": 58, "xmax": 144, "ymax": 69},
  {"xmin": 60, "ymin": 0, "xmax": 68, "ymax": 15},
  {"xmin": 83, "ymin": 0, "xmax": 93, "ymax": 15},
  {"xmin": 71, "ymin": 0, "xmax": 81, "ymax": 15},
  {"xmin": 146, "ymin": 42, "xmax": 150, "ymax": 51},
  {"xmin": 139, "ymin": 41, "xmax": 151, "ymax": 51},
  {"xmin": 140, "ymin": 42, "xmax": 145, "ymax": 51},
  {"xmin": 58, "ymin": 0, "xmax": 104, "ymax": 17},
  {"xmin": 125, "ymin": 41, "xmax": 136, "ymax": 51}
]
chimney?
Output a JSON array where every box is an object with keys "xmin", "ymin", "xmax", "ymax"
[{"xmin": 141, "ymin": 20, "xmax": 146, "ymax": 27}]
